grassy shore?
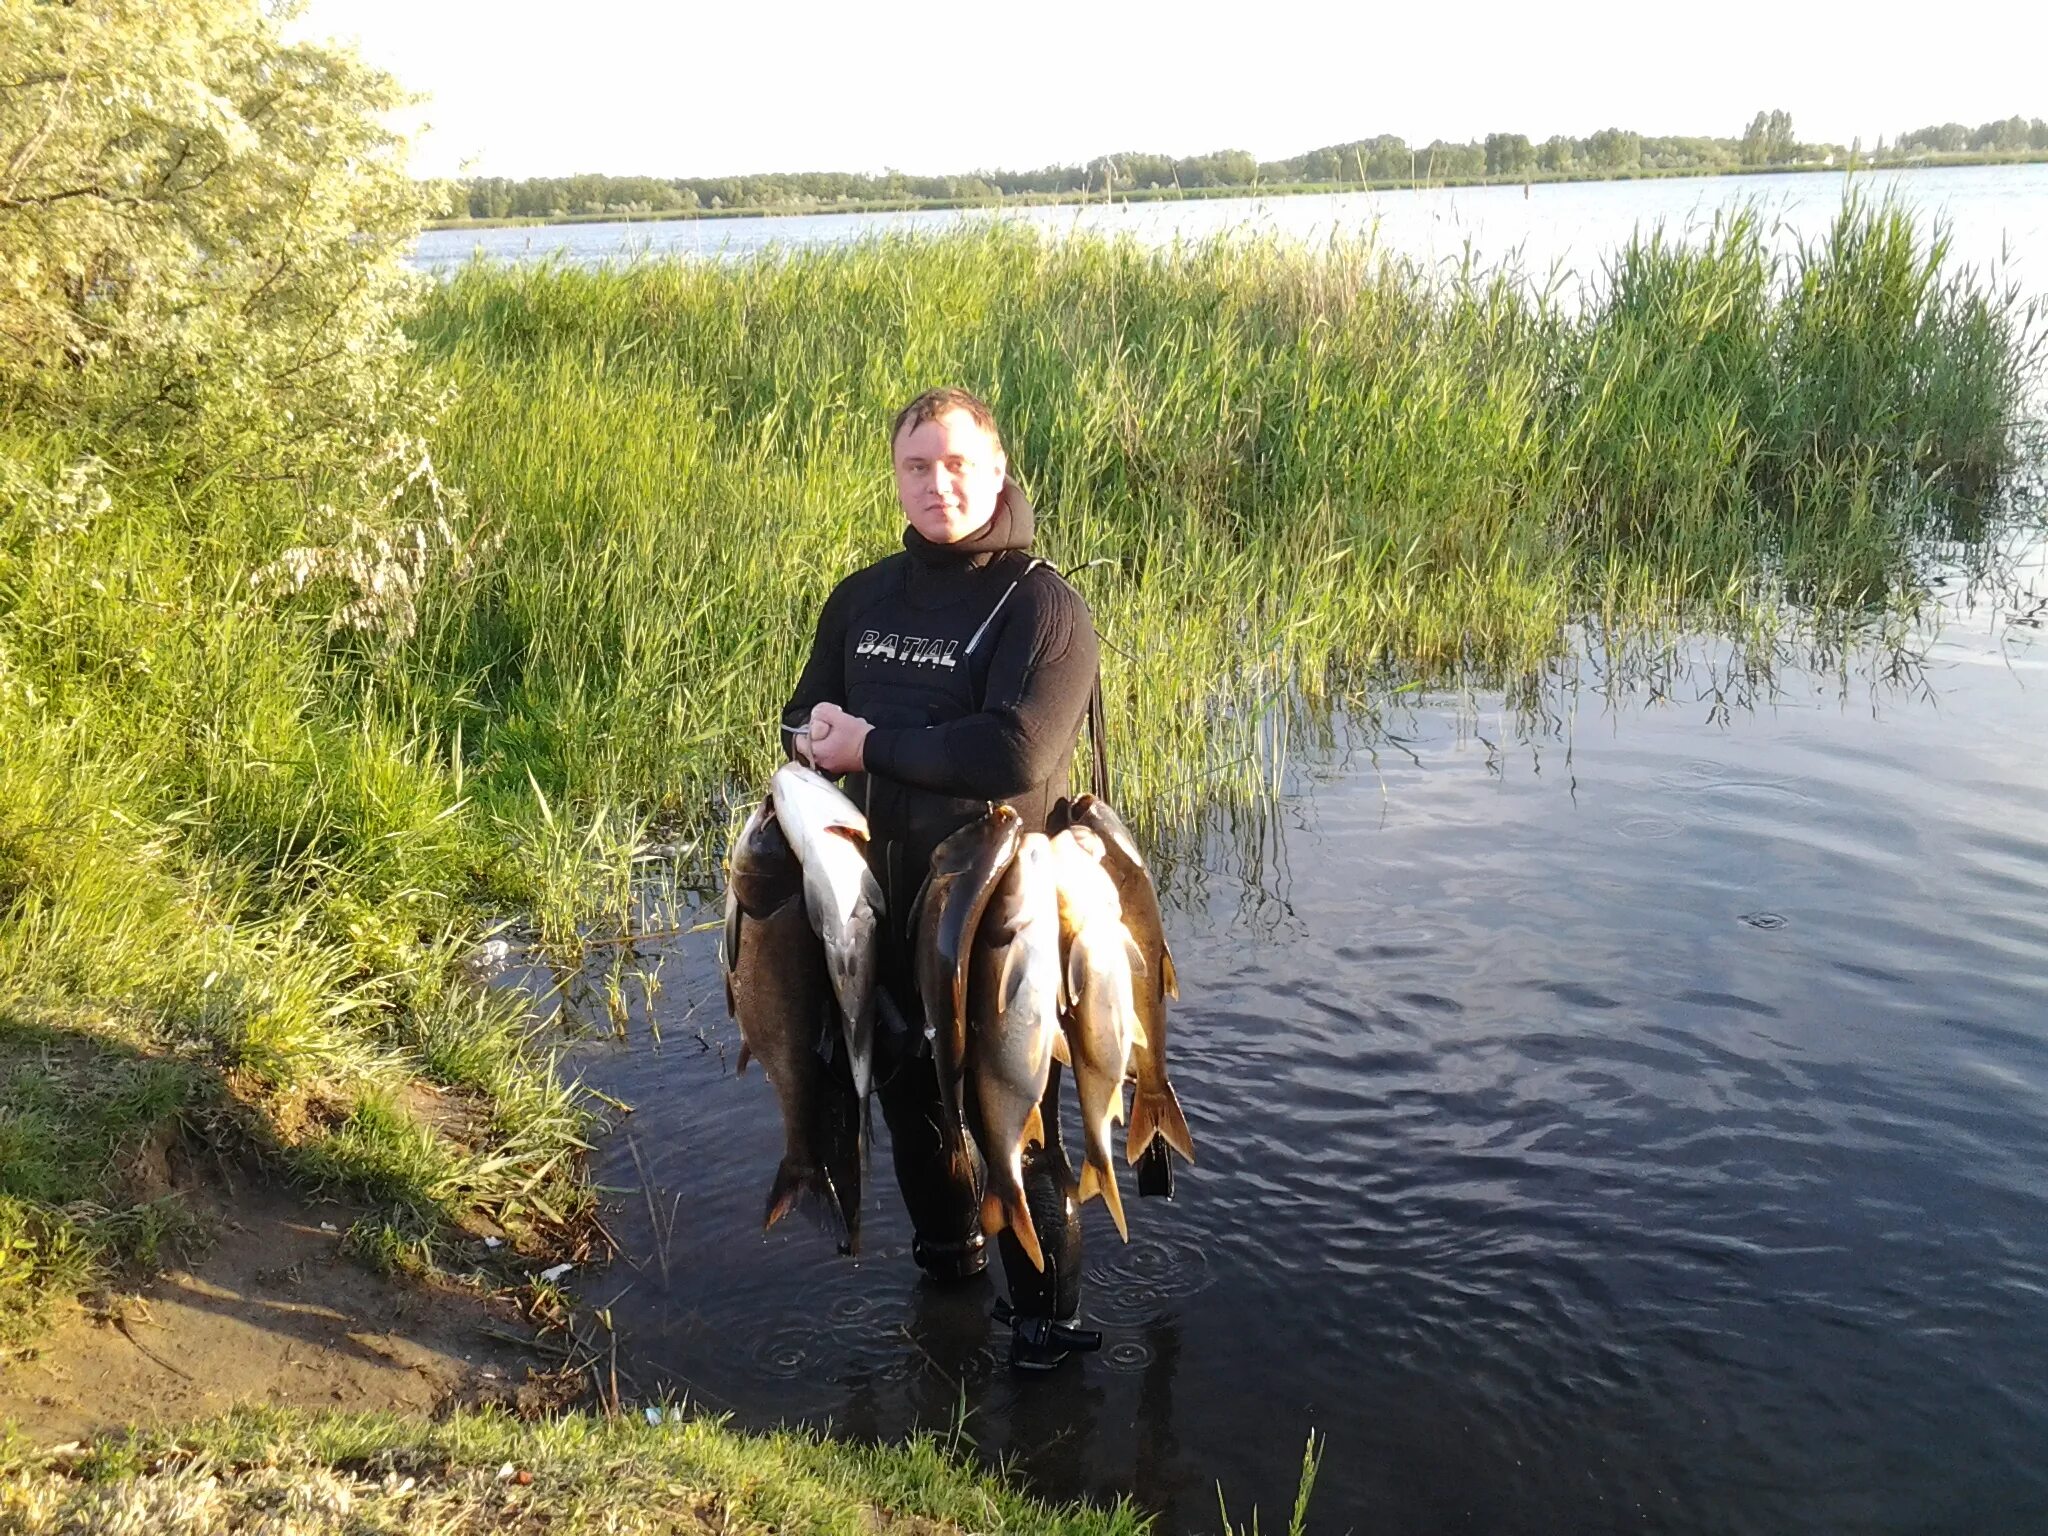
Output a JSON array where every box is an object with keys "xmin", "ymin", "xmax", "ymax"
[
  {"xmin": 0, "ymin": 1404, "xmax": 1153, "ymax": 1534},
  {"xmin": 425, "ymin": 152, "xmax": 2048, "ymax": 231},
  {"xmin": 2, "ymin": 198, "xmax": 2039, "ymax": 1347}
]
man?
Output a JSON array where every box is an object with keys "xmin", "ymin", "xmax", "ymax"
[{"xmin": 782, "ymin": 387, "xmax": 1101, "ymax": 1368}]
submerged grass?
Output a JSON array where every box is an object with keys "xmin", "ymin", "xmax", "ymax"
[{"xmin": 0, "ymin": 194, "xmax": 2038, "ymax": 1343}]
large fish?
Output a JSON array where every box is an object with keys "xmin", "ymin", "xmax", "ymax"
[
  {"xmin": 1059, "ymin": 794, "xmax": 1194, "ymax": 1169},
  {"xmin": 966, "ymin": 832, "xmax": 1063, "ymax": 1272},
  {"xmin": 769, "ymin": 762, "xmax": 885, "ymax": 1100},
  {"xmin": 911, "ymin": 804, "xmax": 1023, "ymax": 1181},
  {"xmin": 721, "ymin": 800, "xmax": 863, "ymax": 1251},
  {"xmin": 1047, "ymin": 826, "xmax": 1148, "ymax": 1242}
]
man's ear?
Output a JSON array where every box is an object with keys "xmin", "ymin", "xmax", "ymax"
[{"xmin": 993, "ymin": 450, "xmax": 1008, "ymax": 484}]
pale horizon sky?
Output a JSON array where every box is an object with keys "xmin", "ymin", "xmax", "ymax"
[{"xmin": 298, "ymin": 0, "xmax": 2048, "ymax": 181}]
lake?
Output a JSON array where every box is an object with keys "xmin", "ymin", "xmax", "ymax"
[
  {"xmin": 414, "ymin": 164, "xmax": 2048, "ymax": 307},
  {"xmin": 477, "ymin": 167, "xmax": 2048, "ymax": 1534}
]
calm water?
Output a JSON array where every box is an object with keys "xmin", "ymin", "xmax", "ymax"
[
  {"xmin": 414, "ymin": 163, "xmax": 2048, "ymax": 299},
  {"xmin": 540, "ymin": 521, "xmax": 2048, "ymax": 1536}
]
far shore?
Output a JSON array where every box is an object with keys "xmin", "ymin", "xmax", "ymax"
[{"xmin": 425, "ymin": 151, "xmax": 2048, "ymax": 232}]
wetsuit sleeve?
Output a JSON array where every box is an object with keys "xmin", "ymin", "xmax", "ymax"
[
  {"xmin": 862, "ymin": 574, "xmax": 1099, "ymax": 800},
  {"xmin": 781, "ymin": 576, "xmax": 855, "ymax": 759}
]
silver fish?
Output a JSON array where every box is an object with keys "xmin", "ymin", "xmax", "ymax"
[
  {"xmin": 769, "ymin": 762, "xmax": 885, "ymax": 1100},
  {"xmin": 1061, "ymin": 794, "xmax": 1193, "ymax": 1168},
  {"xmin": 1047, "ymin": 825, "xmax": 1146, "ymax": 1242},
  {"xmin": 966, "ymin": 832, "xmax": 1063, "ymax": 1272},
  {"xmin": 721, "ymin": 800, "xmax": 862, "ymax": 1250}
]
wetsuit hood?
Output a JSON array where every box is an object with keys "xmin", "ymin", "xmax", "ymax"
[{"xmin": 902, "ymin": 479, "xmax": 1036, "ymax": 568}]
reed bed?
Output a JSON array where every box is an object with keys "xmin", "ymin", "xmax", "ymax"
[{"xmin": 408, "ymin": 198, "xmax": 2040, "ymax": 842}]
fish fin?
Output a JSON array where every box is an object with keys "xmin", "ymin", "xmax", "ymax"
[
  {"xmin": 824, "ymin": 821, "xmax": 870, "ymax": 850},
  {"xmin": 1022, "ymin": 1103, "xmax": 1045, "ymax": 1150},
  {"xmin": 1050, "ymin": 1029, "xmax": 1071, "ymax": 1067},
  {"xmin": 1099, "ymin": 1163, "xmax": 1129, "ymax": 1241},
  {"xmin": 1078, "ymin": 1160, "xmax": 1130, "ymax": 1242},
  {"xmin": 736, "ymin": 1041, "xmax": 751, "ymax": 1075},
  {"xmin": 1124, "ymin": 932, "xmax": 1147, "ymax": 978},
  {"xmin": 763, "ymin": 1159, "xmax": 808, "ymax": 1233},
  {"xmin": 1066, "ymin": 942, "xmax": 1088, "ymax": 1012},
  {"xmin": 768, "ymin": 1158, "xmax": 860, "ymax": 1252},
  {"xmin": 982, "ymin": 1186, "xmax": 1045, "ymax": 1272},
  {"xmin": 1127, "ymin": 1082, "xmax": 1195, "ymax": 1166},
  {"xmin": 1128, "ymin": 1017, "xmax": 1148, "ymax": 1051},
  {"xmin": 1161, "ymin": 946, "xmax": 1179, "ymax": 1001},
  {"xmin": 720, "ymin": 901, "xmax": 742, "ymax": 1005}
]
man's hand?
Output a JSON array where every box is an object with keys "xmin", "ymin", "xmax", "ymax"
[{"xmin": 805, "ymin": 702, "xmax": 872, "ymax": 775}]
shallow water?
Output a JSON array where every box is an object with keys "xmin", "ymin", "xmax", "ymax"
[
  {"xmin": 414, "ymin": 163, "xmax": 2048, "ymax": 299},
  {"xmin": 541, "ymin": 525, "xmax": 2048, "ymax": 1535}
]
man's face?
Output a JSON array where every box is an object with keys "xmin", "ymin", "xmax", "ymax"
[{"xmin": 893, "ymin": 409, "xmax": 1007, "ymax": 544}]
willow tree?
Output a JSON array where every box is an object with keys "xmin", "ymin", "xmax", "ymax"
[{"xmin": 0, "ymin": 0, "xmax": 437, "ymax": 487}]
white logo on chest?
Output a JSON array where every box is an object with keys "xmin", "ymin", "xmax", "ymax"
[{"xmin": 855, "ymin": 630, "xmax": 960, "ymax": 670}]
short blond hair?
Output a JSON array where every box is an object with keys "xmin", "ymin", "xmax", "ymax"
[{"xmin": 889, "ymin": 387, "xmax": 1003, "ymax": 455}]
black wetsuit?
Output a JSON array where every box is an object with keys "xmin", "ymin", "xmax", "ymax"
[{"xmin": 782, "ymin": 481, "xmax": 1098, "ymax": 1321}]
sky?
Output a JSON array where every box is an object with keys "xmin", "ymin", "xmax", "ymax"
[{"xmin": 296, "ymin": 0, "xmax": 2048, "ymax": 181}]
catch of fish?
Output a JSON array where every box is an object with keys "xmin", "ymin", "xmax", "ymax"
[{"xmin": 721, "ymin": 765, "xmax": 1195, "ymax": 1267}]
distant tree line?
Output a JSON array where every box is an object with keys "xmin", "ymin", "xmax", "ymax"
[{"xmin": 438, "ymin": 111, "xmax": 2048, "ymax": 221}]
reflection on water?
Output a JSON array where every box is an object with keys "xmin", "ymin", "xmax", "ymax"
[{"xmin": 530, "ymin": 523, "xmax": 2048, "ymax": 1535}]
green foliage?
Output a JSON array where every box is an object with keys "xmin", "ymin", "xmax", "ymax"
[
  {"xmin": 0, "ymin": 0, "xmax": 440, "ymax": 484},
  {"xmin": 0, "ymin": 0, "xmax": 594, "ymax": 1341},
  {"xmin": 1741, "ymin": 109, "xmax": 1801, "ymax": 166}
]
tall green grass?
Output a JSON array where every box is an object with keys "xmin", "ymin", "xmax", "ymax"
[
  {"xmin": 405, "ymin": 197, "xmax": 2040, "ymax": 840},
  {"xmin": 0, "ymin": 439, "xmax": 592, "ymax": 1344}
]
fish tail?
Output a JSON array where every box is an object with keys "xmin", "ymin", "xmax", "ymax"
[
  {"xmin": 981, "ymin": 1181, "xmax": 1045, "ymax": 1272},
  {"xmin": 1127, "ymin": 1081, "xmax": 1195, "ymax": 1167},
  {"xmin": 1078, "ymin": 1158, "xmax": 1130, "ymax": 1241}
]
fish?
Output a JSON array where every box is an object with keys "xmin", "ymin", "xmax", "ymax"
[
  {"xmin": 1058, "ymin": 794, "xmax": 1194, "ymax": 1168},
  {"xmin": 769, "ymin": 762, "xmax": 885, "ymax": 1100},
  {"xmin": 720, "ymin": 799, "xmax": 862, "ymax": 1251},
  {"xmin": 966, "ymin": 832, "xmax": 1063, "ymax": 1272},
  {"xmin": 1047, "ymin": 825, "xmax": 1148, "ymax": 1242},
  {"xmin": 911, "ymin": 804, "xmax": 1023, "ymax": 1183}
]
